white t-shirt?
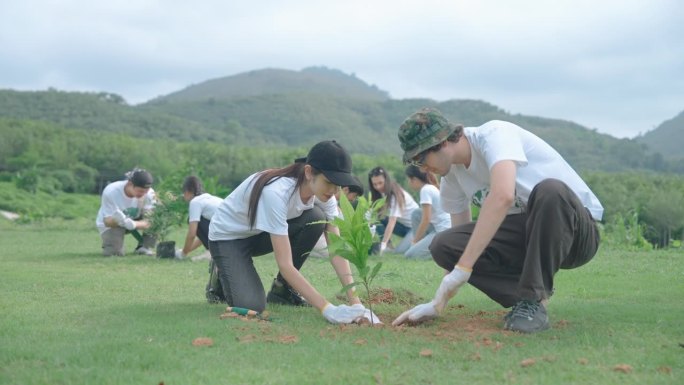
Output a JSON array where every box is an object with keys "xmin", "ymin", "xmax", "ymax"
[
  {"xmin": 419, "ymin": 184, "xmax": 452, "ymax": 232},
  {"xmin": 388, "ymin": 188, "xmax": 419, "ymax": 228},
  {"xmin": 95, "ymin": 180, "xmax": 156, "ymax": 234},
  {"xmin": 188, "ymin": 193, "xmax": 223, "ymax": 222},
  {"xmin": 441, "ymin": 120, "xmax": 604, "ymax": 220},
  {"xmin": 209, "ymin": 173, "xmax": 339, "ymax": 241}
]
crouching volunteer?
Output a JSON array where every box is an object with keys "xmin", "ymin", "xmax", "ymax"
[
  {"xmin": 95, "ymin": 168, "xmax": 157, "ymax": 256},
  {"xmin": 208, "ymin": 140, "xmax": 381, "ymax": 324},
  {"xmin": 177, "ymin": 176, "xmax": 225, "ymax": 302},
  {"xmin": 392, "ymin": 108, "xmax": 602, "ymax": 333}
]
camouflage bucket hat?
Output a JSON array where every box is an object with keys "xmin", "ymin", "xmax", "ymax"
[{"xmin": 398, "ymin": 108, "xmax": 456, "ymax": 164}]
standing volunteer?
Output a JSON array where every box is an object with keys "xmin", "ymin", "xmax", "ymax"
[
  {"xmin": 368, "ymin": 166, "xmax": 419, "ymax": 254},
  {"xmin": 403, "ymin": 165, "xmax": 451, "ymax": 259},
  {"xmin": 177, "ymin": 176, "xmax": 225, "ymax": 302},
  {"xmin": 208, "ymin": 140, "xmax": 379, "ymax": 324},
  {"xmin": 95, "ymin": 169, "xmax": 157, "ymax": 256},
  {"xmin": 392, "ymin": 108, "xmax": 602, "ymax": 333}
]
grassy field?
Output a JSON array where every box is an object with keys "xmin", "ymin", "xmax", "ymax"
[{"xmin": 0, "ymin": 218, "xmax": 682, "ymax": 385}]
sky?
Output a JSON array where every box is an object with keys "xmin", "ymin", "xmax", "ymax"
[{"xmin": 1, "ymin": 0, "xmax": 682, "ymax": 139}]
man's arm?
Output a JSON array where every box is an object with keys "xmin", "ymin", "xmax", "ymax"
[{"xmin": 456, "ymin": 160, "xmax": 517, "ymax": 269}]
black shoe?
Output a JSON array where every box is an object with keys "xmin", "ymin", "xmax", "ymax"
[
  {"xmin": 205, "ymin": 260, "xmax": 225, "ymax": 304},
  {"xmin": 504, "ymin": 299, "xmax": 550, "ymax": 333},
  {"xmin": 266, "ymin": 278, "xmax": 310, "ymax": 307}
]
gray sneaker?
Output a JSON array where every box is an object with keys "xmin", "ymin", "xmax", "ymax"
[
  {"xmin": 504, "ymin": 300, "xmax": 550, "ymax": 333},
  {"xmin": 134, "ymin": 246, "xmax": 155, "ymax": 256}
]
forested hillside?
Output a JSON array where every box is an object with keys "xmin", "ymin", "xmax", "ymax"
[
  {"xmin": 1, "ymin": 66, "xmax": 683, "ymax": 247},
  {"xmin": 1, "ymin": 66, "xmax": 679, "ymax": 173},
  {"xmin": 636, "ymin": 110, "xmax": 684, "ymax": 159}
]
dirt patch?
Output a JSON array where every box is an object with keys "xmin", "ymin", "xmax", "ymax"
[{"xmin": 368, "ymin": 287, "xmax": 425, "ymax": 306}]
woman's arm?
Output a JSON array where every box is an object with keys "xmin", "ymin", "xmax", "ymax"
[
  {"xmin": 324, "ymin": 223, "xmax": 362, "ymax": 305},
  {"xmin": 413, "ymin": 203, "xmax": 432, "ymax": 243},
  {"xmin": 381, "ymin": 216, "xmax": 397, "ymax": 245},
  {"xmin": 271, "ymin": 234, "xmax": 328, "ymax": 311},
  {"xmin": 181, "ymin": 221, "xmax": 203, "ymax": 256}
]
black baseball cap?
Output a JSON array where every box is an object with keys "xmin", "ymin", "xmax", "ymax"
[
  {"xmin": 305, "ymin": 140, "xmax": 359, "ymax": 189},
  {"xmin": 129, "ymin": 169, "xmax": 153, "ymax": 188}
]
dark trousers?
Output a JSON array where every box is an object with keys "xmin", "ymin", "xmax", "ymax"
[
  {"xmin": 430, "ymin": 179, "xmax": 600, "ymax": 308},
  {"xmin": 196, "ymin": 216, "xmax": 210, "ymax": 249},
  {"xmin": 208, "ymin": 207, "xmax": 326, "ymax": 312},
  {"xmin": 376, "ymin": 216, "xmax": 411, "ymax": 238}
]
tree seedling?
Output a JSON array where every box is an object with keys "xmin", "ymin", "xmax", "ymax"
[{"xmin": 321, "ymin": 193, "xmax": 385, "ymax": 325}]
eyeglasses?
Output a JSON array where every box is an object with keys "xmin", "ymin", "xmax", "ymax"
[
  {"xmin": 409, "ymin": 152, "xmax": 428, "ymax": 167},
  {"xmin": 409, "ymin": 141, "xmax": 445, "ymax": 167}
]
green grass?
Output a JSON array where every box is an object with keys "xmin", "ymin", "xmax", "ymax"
[{"xmin": 1, "ymin": 219, "xmax": 682, "ymax": 384}]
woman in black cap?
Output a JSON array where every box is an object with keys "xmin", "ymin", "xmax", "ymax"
[{"xmin": 208, "ymin": 140, "xmax": 380, "ymax": 324}]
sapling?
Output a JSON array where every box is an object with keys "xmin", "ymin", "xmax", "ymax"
[
  {"xmin": 322, "ymin": 193, "xmax": 385, "ymax": 325},
  {"xmin": 145, "ymin": 191, "xmax": 185, "ymax": 257}
]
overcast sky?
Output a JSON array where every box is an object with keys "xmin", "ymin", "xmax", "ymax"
[{"xmin": 1, "ymin": 0, "xmax": 682, "ymax": 138}]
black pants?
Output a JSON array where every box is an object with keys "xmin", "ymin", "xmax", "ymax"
[
  {"xmin": 196, "ymin": 216, "xmax": 210, "ymax": 249},
  {"xmin": 430, "ymin": 179, "xmax": 600, "ymax": 308},
  {"xmin": 208, "ymin": 207, "xmax": 326, "ymax": 312}
]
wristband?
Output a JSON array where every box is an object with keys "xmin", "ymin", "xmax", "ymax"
[
  {"xmin": 455, "ymin": 264, "xmax": 473, "ymax": 273},
  {"xmin": 321, "ymin": 302, "xmax": 332, "ymax": 314}
]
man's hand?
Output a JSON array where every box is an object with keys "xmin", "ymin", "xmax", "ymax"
[
  {"xmin": 392, "ymin": 265, "xmax": 472, "ymax": 326},
  {"xmin": 379, "ymin": 242, "xmax": 387, "ymax": 254},
  {"xmin": 432, "ymin": 265, "xmax": 471, "ymax": 312},
  {"xmin": 174, "ymin": 249, "xmax": 185, "ymax": 259},
  {"xmin": 321, "ymin": 303, "xmax": 366, "ymax": 324},
  {"xmin": 392, "ymin": 301, "xmax": 439, "ymax": 326}
]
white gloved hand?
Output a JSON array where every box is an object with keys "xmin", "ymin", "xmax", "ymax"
[
  {"xmin": 362, "ymin": 308, "xmax": 383, "ymax": 324},
  {"xmin": 174, "ymin": 249, "xmax": 185, "ymax": 259},
  {"xmin": 321, "ymin": 303, "xmax": 366, "ymax": 324},
  {"xmin": 123, "ymin": 218, "xmax": 136, "ymax": 231},
  {"xmin": 379, "ymin": 242, "xmax": 387, "ymax": 254},
  {"xmin": 391, "ymin": 265, "xmax": 472, "ymax": 326},
  {"xmin": 112, "ymin": 210, "xmax": 137, "ymax": 230},
  {"xmin": 392, "ymin": 301, "xmax": 439, "ymax": 326},
  {"xmin": 432, "ymin": 265, "xmax": 472, "ymax": 312},
  {"xmin": 349, "ymin": 303, "xmax": 383, "ymax": 324}
]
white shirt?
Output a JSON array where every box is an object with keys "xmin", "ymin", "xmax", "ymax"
[
  {"xmin": 419, "ymin": 184, "xmax": 452, "ymax": 232},
  {"xmin": 95, "ymin": 180, "xmax": 156, "ymax": 234},
  {"xmin": 188, "ymin": 193, "xmax": 223, "ymax": 222},
  {"xmin": 388, "ymin": 188, "xmax": 419, "ymax": 228},
  {"xmin": 441, "ymin": 121, "xmax": 604, "ymax": 220},
  {"xmin": 209, "ymin": 173, "xmax": 339, "ymax": 241}
]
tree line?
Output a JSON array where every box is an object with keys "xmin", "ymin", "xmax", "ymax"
[{"xmin": 1, "ymin": 118, "xmax": 682, "ymax": 248}]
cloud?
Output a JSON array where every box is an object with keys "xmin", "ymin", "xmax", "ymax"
[{"xmin": 0, "ymin": 0, "xmax": 682, "ymax": 138}]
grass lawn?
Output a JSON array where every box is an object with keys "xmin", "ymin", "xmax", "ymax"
[{"xmin": 0, "ymin": 219, "xmax": 682, "ymax": 384}]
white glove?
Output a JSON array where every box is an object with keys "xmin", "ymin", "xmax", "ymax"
[
  {"xmin": 432, "ymin": 265, "xmax": 472, "ymax": 312},
  {"xmin": 174, "ymin": 249, "xmax": 185, "ymax": 259},
  {"xmin": 379, "ymin": 242, "xmax": 387, "ymax": 254},
  {"xmin": 112, "ymin": 210, "xmax": 136, "ymax": 230},
  {"xmin": 362, "ymin": 308, "xmax": 383, "ymax": 325},
  {"xmin": 392, "ymin": 301, "xmax": 440, "ymax": 326},
  {"xmin": 350, "ymin": 303, "xmax": 384, "ymax": 324},
  {"xmin": 391, "ymin": 265, "xmax": 472, "ymax": 326},
  {"xmin": 369, "ymin": 225, "xmax": 377, "ymax": 237},
  {"xmin": 321, "ymin": 303, "xmax": 366, "ymax": 324}
]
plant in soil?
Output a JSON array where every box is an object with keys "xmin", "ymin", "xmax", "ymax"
[
  {"xmin": 322, "ymin": 193, "xmax": 385, "ymax": 325},
  {"xmin": 145, "ymin": 190, "xmax": 185, "ymax": 257}
]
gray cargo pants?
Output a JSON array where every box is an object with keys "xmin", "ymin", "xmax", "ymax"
[
  {"xmin": 208, "ymin": 206, "xmax": 326, "ymax": 312},
  {"xmin": 429, "ymin": 179, "xmax": 600, "ymax": 308},
  {"xmin": 101, "ymin": 227, "xmax": 156, "ymax": 256}
]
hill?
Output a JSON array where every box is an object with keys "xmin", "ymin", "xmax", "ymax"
[
  {"xmin": 151, "ymin": 66, "xmax": 390, "ymax": 103},
  {"xmin": 0, "ymin": 67, "xmax": 679, "ymax": 174},
  {"xmin": 636, "ymin": 110, "xmax": 684, "ymax": 159}
]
